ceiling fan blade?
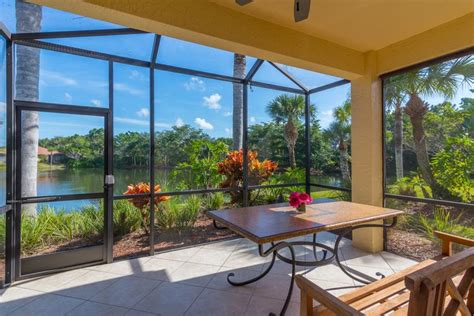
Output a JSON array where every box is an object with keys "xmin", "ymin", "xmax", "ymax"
[{"xmin": 294, "ymin": 0, "xmax": 311, "ymax": 22}]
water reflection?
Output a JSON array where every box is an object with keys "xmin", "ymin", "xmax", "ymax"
[{"xmin": 0, "ymin": 169, "xmax": 346, "ymax": 211}]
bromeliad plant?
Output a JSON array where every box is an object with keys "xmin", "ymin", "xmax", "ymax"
[
  {"xmin": 124, "ymin": 183, "xmax": 170, "ymax": 233},
  {"xmin": 289, "ymin": 192, "xmax": 313, "ymax": 212},
  {"xmin": 217, "ymin": 150, "xmax": 278, "ymax": 204}
]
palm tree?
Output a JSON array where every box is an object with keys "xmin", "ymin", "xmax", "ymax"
[
  {"xmin": 232, "ymin": 54, "xmax": 246, "ymax": 150},
  {"xmin": 397, "ymin": 56, "xmax": 474, "ymax": 200},
  {"xmin": 266, "ymin": 94, "xmax": 306, "ymax": 168},
  {"xmin": 326, "ymin": 99, "xmax": 351, "ymax": 185},
  {"xmin": 384, "ymin": 81, "xmax": 407, "ymax": 179},
  {"xmin": 16, "ymin": 0, "xmax": 42, "ymax": 216}
]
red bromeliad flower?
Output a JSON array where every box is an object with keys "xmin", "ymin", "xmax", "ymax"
[{"xmin": 288, "ymin": 191, "xmax": 313, "ymax": 208}]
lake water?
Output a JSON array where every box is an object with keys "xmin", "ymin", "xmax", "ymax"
[{"xmin": 0, "ymin": 168, "xmax": 346, "ymax": 211}]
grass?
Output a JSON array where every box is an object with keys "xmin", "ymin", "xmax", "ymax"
[
  {"xmin": 0, "ymin": 161, "xmax": 65, "ymax": 171},
  {"xmin": 311, "ymin": 189, "xmax": 351, "ymax": 201}
]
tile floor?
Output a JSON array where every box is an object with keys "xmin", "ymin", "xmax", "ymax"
[{"xmin": 0, "ymin": 232, "xmax": 418, "ymax": 315}]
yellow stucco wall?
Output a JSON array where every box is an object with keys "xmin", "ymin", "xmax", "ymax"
[
  {"xmin": 377, "ymin": 12, "xmax": 474, "ymax": 75},
  {"xmin": 33, "ymin": 1, "xmax": 474, "ymax": 80},
  {"xmin": 32, "ymin": 0, "xmax": 365, "ymax": 79}
]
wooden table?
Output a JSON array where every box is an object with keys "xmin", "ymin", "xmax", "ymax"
[{"xmin": 208, "ymin": 201, "xmax": 403, "ymax": 316}]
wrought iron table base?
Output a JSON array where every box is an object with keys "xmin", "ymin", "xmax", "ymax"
[
  {"xmin": 227, "ymin": 234, "xmax": 334, "ymax": 316},
  {"xmin": 225, "ymin": 217, "xmax": 398, "ymax": 315}
]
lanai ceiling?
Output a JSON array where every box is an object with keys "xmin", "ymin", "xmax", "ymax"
[{"xmin": 212, "ymin": 0, "xmax": 474, "ymax": 52}]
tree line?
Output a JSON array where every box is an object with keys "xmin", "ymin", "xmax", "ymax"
[{"xmin": 38, "ymin": 96, "xmax": 352, "ymax": 182}]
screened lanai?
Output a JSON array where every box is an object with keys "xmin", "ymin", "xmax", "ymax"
[
  {"xmin": 0, "ymin": 2, "xmax": 473, "ymax": 315},
  {"xmin": 0, "ymin": 1, "xmax": 357, "ymax": 285}
]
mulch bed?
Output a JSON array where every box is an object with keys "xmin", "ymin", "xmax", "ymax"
[
  {"xmin": 386, "ymin": 228, "xmax": 439, "ymax": 261},
  {"xmin": 113, "ymin": 215, "xmax": 237, "ymax": 260}
]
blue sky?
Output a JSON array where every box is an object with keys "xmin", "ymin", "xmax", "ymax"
[{"xmin": 0, "ymin": 0, "xmax": 472, "ymax": 142}]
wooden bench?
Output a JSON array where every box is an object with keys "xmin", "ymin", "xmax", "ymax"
[{"xmin": 296, "ymin": 231, "xmax": 474, "ymax": 316}]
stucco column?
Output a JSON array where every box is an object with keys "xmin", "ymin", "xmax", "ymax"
[{"xmin": 350, "ymin": 51, "xmax": 384, "ymax": 253}]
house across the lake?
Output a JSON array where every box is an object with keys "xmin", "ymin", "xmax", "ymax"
[{"xmin": 37, "ymin": 146, "xmax": 65, "ymax": 164}]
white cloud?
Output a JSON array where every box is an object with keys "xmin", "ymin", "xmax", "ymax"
[
  {"xmin": 114, "ymin": 83, "xmax": 144, "ymax": 96},
  {"xmin": 175, "ymin": 117, "xmax": 184, "ymax": 127},
  {"xmin": 136, "ymin": 108, "xmax": 149, "ymax": 118},
  {"xmin": 64, "ymin": 92, "xmax": 72, "ymax": 104},
  {"xmin": 250, "ymin": 116, "xmax": 256, "ymax": 123},
  {"xmin": 115, "ymin": 117, "xmax": 171, "ymax": 128},
  {"xmin": 41, "ymin": 70, "xmax": 77, "ymax": 86},
  {"xmin": 194, "ymin": 117, "xmax": 213, "ymax": 130},
  {"xmin": 223, "ymin": 111, "xmax": 232, "ymax": 117},
  {"xmin": 203, "ymin": 93, "xmax": 222, "ymax": 110},
  {"xmin": 115, "ymin": 117, "xmax": 148, "ymax": 126},
  {"xmin": 90, "ymin": 99, "xmax": 102, "ymax": 107},
  {"xmin": 319, "ymin": 110, "xmax": 333, "ymax": 128},
  {"xmin": 225, "ymin": 128, "xmax": 231, "ymax": 134},
  {"xmin": 184, "ymin": 77, "xmax": 205, "ymax": 91},
  {"xmin": 129, "ymin": 69, "xmax": 146, "ymax": 81}
]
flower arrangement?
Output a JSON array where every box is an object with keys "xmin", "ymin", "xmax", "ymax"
[
  {"xmin": 124, "ymin": 182, "xmax": 170, "ymax": 232},
  {"xmin": 289, "ymin": 192, "xmax": 313, "ymax": 212}
]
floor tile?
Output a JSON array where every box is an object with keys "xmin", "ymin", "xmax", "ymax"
[
  {"xmin": 202, "ymin": 238, "xmax": 242, "ymax": 252},
  {"xmin": 90, "ymin": 276, "xmax": 161, "ymax": 308},
  {"xmin": 134, "ymin": 281, "xmax": 203, "ymax": 315},
  {"xmin": 87, "ymin": 257, "xmax": 150, "ymax": 276},
  {"xmin": 67, "ymin": 301, "xmax": 128, "ymax": 315},
  {"xmin": 2, "ymin": 232, "xmax": 420, "ymax": 316},
  {"xmin": 223, "ymin": 248, "xmax": 270, "ymax": 271},
  {"xmin": 245, "ymin": 295, "xmax": 299, "ymax": 316},
  {"xmin": 56, "ymin": 270, "xmax": 121, "ymax": 299},
  {"xmin": 206, "ymin": 266, "xmax": 259, "ymax": 295},
  {"xmin": 188, "ymin": 248, "xmax": 232, "ymax": 266},
  {"xmin": 11, "ymin": 293, "xmax": 83, "ymax": 316},
  {"xmin": 17, "ymin": 268, "xmax": 88, "ymax": 293},
  {"xmin": 261, "ymin": 258, "xmax": 310, "ymax": 276},
  {"xmin": 253, "ymin": 273, "xmax": 300, "ymax": 302},
  {"xmin": 0, "ymin": 287, "xmax": 43, "ymax": 314},
  {"xmin": 381, "ymin": 251, "xmax": 418, "ymax": 271},
  {"xmin": 301, "ymin": 263, "xmax": 356, "ymax": 285},
  {"xmin": 134, "ymin": 257, "xmax": 185, "ymax": 281},
  {"xmin": 186, "ymin": 288, "xmax": 251, "ymax": 316},
  {"xmin": 340, "ymin": 247, "xmax": 393, "ymax": 270},
  {"xmin": 347, "ymin": 264, "xmax": 395, "ymax": 285},
  {"xmin": 153, "ymin": 246, "xmax": 202, "ymax": 262},
  {"xmin": 169, "ymin": 262, "xmax": 220, "ymax": 287}
]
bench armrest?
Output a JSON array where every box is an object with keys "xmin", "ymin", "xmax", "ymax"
[
  {"xmin": 295, "ymin": 275, "xmax": 363, "ymax": 316},
  {"xmin": 434, "ymin": 231, "xmax": 474, "ymax": 256}
]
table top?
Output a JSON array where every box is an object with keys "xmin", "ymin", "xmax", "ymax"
[{"xmin": 208, "ymin": 201, "xmax": 404, "ymax": 244}]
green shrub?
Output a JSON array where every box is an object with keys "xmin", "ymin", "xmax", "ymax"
[
  {"xmin": 406, "ymin": 207, "xmax": 474, "ymax": 241},
  {"xmin": 113, "ymin": 200, "xmax": 142, "ymax": 237},
  {"xmin": 203, "ymin": 192, "xmax": 225, "ymax": 210},
  {"xmin": 156, "ymin": 195, "xmax": 201, "ymax": 232},
  {"xmin": 388, "ymin": 176, "xmax": 431, "ymax": 197}
]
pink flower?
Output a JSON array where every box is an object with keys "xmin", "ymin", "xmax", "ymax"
[
  {"xmin": 289, "ymin": 196, "xmax": 301, "ymax": 208},
  {"xmin": 289, "ymin": 192, "xmax": 300, "ymax": 199},
  {"xmin": 298, "ymin": 193, "xmax": 311, "ymax": 203}
]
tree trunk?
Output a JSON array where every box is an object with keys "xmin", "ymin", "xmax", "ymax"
[
  {"xmin": 284, "ymin": 119, "xmax": 298, "ymax": 168},
  {"xmin": 16, "ymin": 0, "xmax": 42, "ymax": 216},
  {"xmin": 394, "ymin": 102, "xmax": 404, "ymax": 179},
  {"xmin": 339, "ymin": 140, "xmax": 351, "ymax": 185},
  {"xmin": 232, "ymin": 54, "xmax": 246, "ymax": 150},
  {"xmin": 405, "ymin": 93, "xmax": 452, "ymax": 200}
]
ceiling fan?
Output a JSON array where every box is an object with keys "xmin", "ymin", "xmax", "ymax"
[{"xmin": 235, "ymin": 0, "xmax": 311, "ymax": 22}]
